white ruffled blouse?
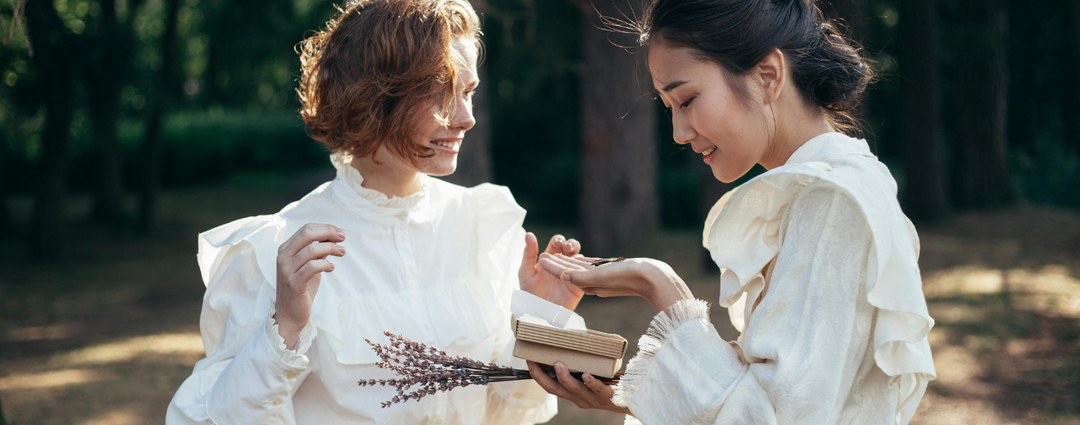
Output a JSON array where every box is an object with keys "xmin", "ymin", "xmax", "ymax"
[
  {"xmin": 167, "ymin": 153, "xmax": 557, "ymax": 425},
  {"xmin": 613, "ymin": 133, "xmax": 936, "ymax": 425}
]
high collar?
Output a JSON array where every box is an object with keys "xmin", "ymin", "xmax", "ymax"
[
  {"xmin": 330, "ymin": 151, "xmax": 429, "ymax": 210},
  {"xmin": 783, "ymin": 132, "xmax": 875, "ymax": 167}
]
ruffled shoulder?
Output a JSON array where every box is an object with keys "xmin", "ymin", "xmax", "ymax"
[
  {"xmin": 468, "ymin": 183, "xmax": 527, "ymax": 311},
  {"xmin": 704, "ymin": 133, "xmax": 936, "ymax": 382},
  {"xmin": 197, "ymin": 214, "xmax": 290, "ymax": 290}
]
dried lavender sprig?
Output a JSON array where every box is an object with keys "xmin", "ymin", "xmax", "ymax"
[{"xmin": 359, "ymin": 331, "xmax": 620, "ymax": 408}]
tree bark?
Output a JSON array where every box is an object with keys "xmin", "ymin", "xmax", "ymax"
[
  {"xmin": 136, "ymin": 0, "xmax": 181, "ymax": 234},
  {"xmin": 578, "ymin": 0, "xmax": 658, "ymax": 255},
  {"xmin": 898, "ymin": 0, "xmax": 948, "ymax": 222},
  {"xmin": 87, "ymin": 0, "xmax": 127, "ymax": 224},
  {"xmin": 26, "ymin": 0, "xmax": 77, "ymax": 260},
  {"xmin": 952, "ymin": 0, "xmax": 1014, "ymax": 209},
  {"xmin": 440, "ymin": 62, "xmax": 493, "ymax": 187}
]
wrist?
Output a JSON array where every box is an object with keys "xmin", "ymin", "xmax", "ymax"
[
  {"xmin": 637, "ymin": 261, "xmax": 693, "ymax": 314},
  {"xmin": 272, "ymin": 313, "xmax": 305, "ymax": 350}
]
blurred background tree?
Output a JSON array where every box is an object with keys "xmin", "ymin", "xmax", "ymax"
[
  {"xmin": 0, "ymin": 0, "xmax": 1077, "ymax": 258},
  {"xmin": 2, "ymin": 1, "xmax": 1079, "ymax": 423}
]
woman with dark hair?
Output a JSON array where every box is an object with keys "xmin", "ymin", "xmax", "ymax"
[
  {"xmin": 531, "ymin": 0, "xmax": 936, "ymax": 423},
  {"xmin": 166, "ymin": 1, "xmax": 580, "ymax": 423}
]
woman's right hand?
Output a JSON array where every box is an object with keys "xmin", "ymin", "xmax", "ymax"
[{"xmin": 274, "ymin": 223, "xmax": 347, "ymax": 349}]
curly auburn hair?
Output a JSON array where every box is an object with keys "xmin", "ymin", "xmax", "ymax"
[{"xmin": 297, "ymin": 0, "xmax": 480, "ymax": 162}]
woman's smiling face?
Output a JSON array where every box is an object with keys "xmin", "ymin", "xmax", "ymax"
[{"xmin": 649, "ymin": 41, "xmax": 770, "ymax": 183}]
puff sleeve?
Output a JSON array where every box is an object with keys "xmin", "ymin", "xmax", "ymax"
[
  {"xmin": 167, "ymin": 217, "xmax": 317, "ymax": 425},
  {"xmin": 612, "ymin": 182, "xmax": 915, "ymax": 425}
]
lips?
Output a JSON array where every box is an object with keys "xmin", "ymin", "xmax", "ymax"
[
  {"xmin": 430, "ymin": 139, "xmax": 461, "ymax": 154},
  {"xmin": 700, "ymin": 146, "xmax": 717, "ymax": 164}
]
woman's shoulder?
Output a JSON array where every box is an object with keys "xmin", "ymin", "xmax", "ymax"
[{"xmin": 428, "ymin": 178, "xmax": 525, "ymax": 218}]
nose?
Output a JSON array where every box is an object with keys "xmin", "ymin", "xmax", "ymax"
[
  {"xmin": 449, "ymin": 93, "xmax": 476, "ymax": 132},
  {"xmin": 671, "ymin": 110, "xmax": 695, "ymax": 145}
]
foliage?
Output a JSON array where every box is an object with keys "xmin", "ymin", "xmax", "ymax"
[{"xmin": 1, "ymin": 0, "xmax": 1078, "ymax": 230}]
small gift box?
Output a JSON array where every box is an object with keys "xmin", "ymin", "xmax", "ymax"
[{"xmin": 510, "ymin": 314, "xmax": 627, "ymax": 379}]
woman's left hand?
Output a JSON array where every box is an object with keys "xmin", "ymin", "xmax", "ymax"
[
  {"xmin": 519, "ymin": 233, "xmax": 585, "ymax": 310},
  {"xmin": 527, "ymin": 360, "xmax": 631, "ymax": 415},
  {"xmin": 537, "ymin": 254, "xmax": 694, "ymax": 314}
]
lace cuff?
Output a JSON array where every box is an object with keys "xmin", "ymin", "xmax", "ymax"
[{"xmin": 611, "ymin": 299, "xmax": 711, "ymax": 407}]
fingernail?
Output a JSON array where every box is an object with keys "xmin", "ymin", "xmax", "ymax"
[
  {"xmin": 337, "ymin": 230, "xmax": 346, "ymax": 239},
  {"xmin": 329, "ymin": 263, "xmax": 335, "ymax": 271},
  {"xmin": 339, "ymin": 246, "xmax": 346, "ymax": 255},
  {"xmin": 583, "ymin": 374, "xmax": 593, "ymax": 382},
  {"xmin": 561, "ymin": 273, "xmax": 571, "ymax": 282}
]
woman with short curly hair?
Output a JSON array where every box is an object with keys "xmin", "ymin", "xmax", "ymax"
[{"xmin": 167, "ymin": 1, "xmax": 581, "ymax": 423}]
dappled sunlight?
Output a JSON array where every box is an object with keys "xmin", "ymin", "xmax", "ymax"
[
  {"xmin": 0, "ymin": 368, "xmax": 114, "ymax": 390},
  {"xmin": 75, "ymin": 405, "xmax": 142, "ymax": 425},
  {"xmin": 55, "ymin": 332, "xmax": 204, "ymax": 366},
  {"xmin": 5, "ymin": 324, "xmax": 78, "ymax": 342},
  {"xmin": 912, "ymin": 257, "xmax": 1080, "ymax": 423},
  {"xmin": 925, "ymin": 266, "xmax": 1006, "ymax": 295}
]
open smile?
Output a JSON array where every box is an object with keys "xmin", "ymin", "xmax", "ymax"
[
  {"xmin": 430, "ymin": 139, "xmax": 461, "ymax": 154},
  {"xmin": 700, "ymin": 146, "xmax": 717, "ymax": 164}
]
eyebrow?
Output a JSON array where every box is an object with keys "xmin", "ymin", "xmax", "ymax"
[{"xmin": 661, "ymin": 80, "xmax": 688, "ymax": 92}]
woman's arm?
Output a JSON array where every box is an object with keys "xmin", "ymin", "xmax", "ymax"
[
  {"xmin": 169, "ymin": 223, "xmax": 342, "ymax": 424},
  {"xmin": 537, "ymin": 255, "xmax": 695, "ymax": 314},
  {"xmin": 530, "ymin": 182, "xmax": 881, "ymax": 424}
]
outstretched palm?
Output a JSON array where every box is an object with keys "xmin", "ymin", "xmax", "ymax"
[{"xmin": 518, "ymin": 233, "xmax": 585, "ymax": 311}]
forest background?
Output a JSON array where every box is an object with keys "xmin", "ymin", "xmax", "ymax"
[{"xmin": 0, "ymin": 0, "xmax": 1078, "ymax": 424}]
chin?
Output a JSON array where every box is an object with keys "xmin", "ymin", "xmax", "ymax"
[
  {"xmin": 423, "ymin": 157, "xmax": 458, "ymax": 177},
  {"xmin": 712, "ymin": 163, "xmax": 747, "ymax": 184}
]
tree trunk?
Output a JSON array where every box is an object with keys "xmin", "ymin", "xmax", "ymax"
[
  {"xmin": 578, "ymin": 0, "xmax": 658, "ymax": 255},
  {"xmin": 0, "ymin": 193, "xmax": 10, "ymax": 231},
  {"xmin": 1061, "ymin": 1, "xmax": 1080, "ymax": 155},
  {"xmin": 899, "ymin": 0, "xmax": 948, "ymax": 222},
  {"xmin": 440, "ymin": 62, "xmax": 493, "ymax": 187},
  {"xmin": 26, "ymin": 0, "xmax": 77, "ymax": 260},
  {"xmin": 952, "ymin": 0, "xmax": 1014, "ymax": 209},
  {"xmin": 87, "ymin": 0, "xmax": 126, "ymax": 224},
  {"xmin": 136, "ymin": 0, "xmax": 181, "ymax": 234}
]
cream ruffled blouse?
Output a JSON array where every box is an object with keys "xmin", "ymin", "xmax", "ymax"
[
  {"xmin": 167, "ymin": 152, "xmax": 556, "ymax": 425},
  {"xmin": 614, "ymin": 133, "xmax": 936, "ymax": 425}
]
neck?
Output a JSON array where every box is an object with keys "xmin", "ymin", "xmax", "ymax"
[
  {"xmin": 349, "ymin": 148, "xmax": 423, "ymax": 199},
  {"xmin": 760, "ymin": 105, "xmax": 835, "ymax": 170}
]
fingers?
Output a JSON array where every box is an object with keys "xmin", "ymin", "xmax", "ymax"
[
  {"xmin": 519, "ymin": 232, "xmax": 540, "ymax": 281},
  {"xmin": 563, "ymin": 238, "xmax": 581, "ymax": 256},
  {"xmin": 537, "ymin": 254, "xmax": 585, "ymax": 280},
  {"xmin": 291, "ymin": 258, "xmax": 335, "ymax": 286},
  {"xmin": 284, "ymin": 242, "xmax": 345, "ymax": 273},
  {"xmin": 581, "ymin": 373, "xmax": 615, "ymax": 399},
  {"xmin": 280, "ymin": 224, "xmax": 346, "ymax": 259},
  {"xmin": 544, "ymin": 234, "xmax": 567, "ymax": 255},
  {"xmin": 527, "ymin": 361, "xmax": 587, "ymax": 406},
  {"xmin": 552, "ymin": 362, "xmax": 605, "ymax": 408}
]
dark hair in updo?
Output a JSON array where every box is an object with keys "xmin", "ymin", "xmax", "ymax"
[{"xmin": 635, "ymin": 0, "xmax": 872, "ymax": 135}]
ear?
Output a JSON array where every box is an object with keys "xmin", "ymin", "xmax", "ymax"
[{"xmin": 756, "ymin": 49, "xmax": 786, "ymax": 105}]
